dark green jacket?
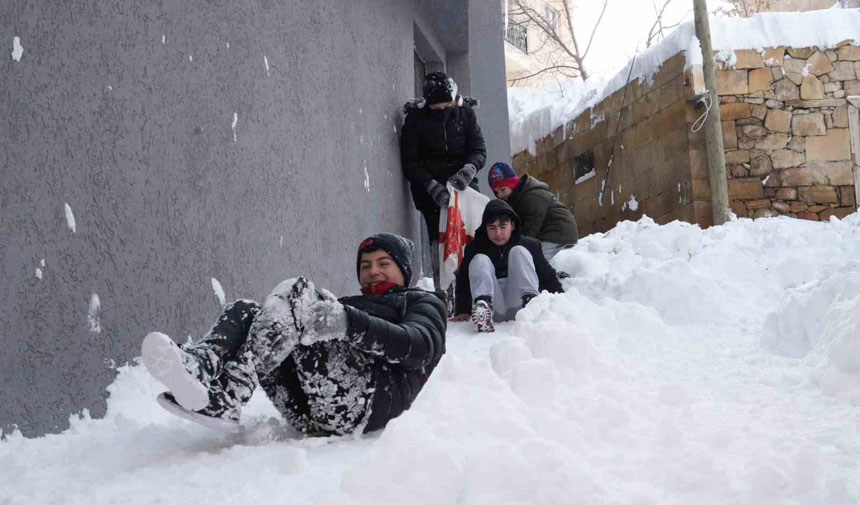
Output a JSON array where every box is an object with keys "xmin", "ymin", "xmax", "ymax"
[{"xmin": 507, "ymin": 175, "xmax": 579, "ymax": 245}]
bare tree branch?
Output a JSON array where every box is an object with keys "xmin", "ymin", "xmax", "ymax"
[
  {"xmin": 712, "ymin": 0, "xmax": 773, "ymax": 17},
  {"xmin": 507, "ymin": 0, "xmax": 611, "ymax": 84},
  {"xmin": 508, "ymin": 64, "xmax": 583, "ymax": 86},
  {"xmin": 581, "ymin": 0, "xmax": 609, "ymax": 60},
  {"xmin": 645, "ymin": 0, "xmax": 676, "ymax": 48}
]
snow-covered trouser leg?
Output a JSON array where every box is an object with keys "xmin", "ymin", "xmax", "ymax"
[
  {"xmin": 209, "ymin": 278, "xmax": 317, "ymax": 418},
  {"xmin": 182, "ymin": 299, "xmax": 262, "ymax": 384},
  {"xmin": 502, "ymin": 246, "xmax": 540, "ymax": 319},
  {"xmin": 261, "ymin": 340, "xmax": 375, "ymax": 436},
  {"xmin": 143, "ymin": 300, "xmax": 261, "ymax": 412},
  {"xmin": 469, "ymin": 254, "xmax": 509, "ymax": 316}
]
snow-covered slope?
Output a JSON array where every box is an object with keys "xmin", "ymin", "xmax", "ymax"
[
  {"xmin": 3, "ymin": 214, "xmax": 860, "ymax": 504},
  {"xmin": 509, "ymin": 8, "xmax": 860, "ymax": 155}
]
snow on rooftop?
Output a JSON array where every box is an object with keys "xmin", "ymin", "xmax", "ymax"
[{"xmin": 509, "ymin": 8, "xmax": 860, "ymax": 156}]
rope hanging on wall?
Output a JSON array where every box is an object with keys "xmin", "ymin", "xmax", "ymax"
[{"xmin": 690, "ymin": 93, "xmax": 712, "ymax": 133}]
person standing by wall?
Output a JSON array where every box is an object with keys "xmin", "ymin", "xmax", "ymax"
[{"xmin": 400, "ymin": 72, "xmax": 487, "ymax": 288}]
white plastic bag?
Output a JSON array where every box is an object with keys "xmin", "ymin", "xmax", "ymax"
[{"xmin": 438, "ymin": 183, "xmax": 490, "ymax": 291}]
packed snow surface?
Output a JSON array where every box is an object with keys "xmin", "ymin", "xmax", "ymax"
[
  {"xmin": 3, "ymin": 214, "xmax": 860, "ymax": 504},
  {"xmin": 509, "ymin": 9, "xmax": 860, "ymax": 155}
]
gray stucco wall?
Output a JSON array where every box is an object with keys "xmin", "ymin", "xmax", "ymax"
[
  {"xmin": 468, "ymin": 0, "xmax": 511, "ymax": 193},
  {"xmin": 0, "ymin": 0, "xmax": 509, "ymax": 437}
]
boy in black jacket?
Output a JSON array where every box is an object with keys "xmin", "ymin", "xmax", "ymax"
[
  {"xmin": 141, "ymin": 233, "xmax": 446, "ymax": 436},
  {"xmin": 452, "ymin": 200, "xmax": 562, "ymax": 332}
]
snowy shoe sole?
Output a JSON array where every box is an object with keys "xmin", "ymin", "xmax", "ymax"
[
  {"xmin": 142, "ymin": 332, "xmax": 209, "ymax": 411},
  {"xmin": 157, "ymin": 393, "xmax": 243, "ymax": 434}
]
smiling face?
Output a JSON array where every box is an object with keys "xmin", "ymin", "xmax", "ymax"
[
  {"xmin": 493, "ymin": 186, "xmax": 513, "ymax": 200},
  {"xmin": 359, "ymin": 250, "xmax": 405, "ymax": 289},
  {"xmin": 486, "ymin": 217, "xmax": 515, "ymax": 246}
]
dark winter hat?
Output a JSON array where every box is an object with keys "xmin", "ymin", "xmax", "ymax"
[
  {"xmin": 422, "ymin": 72, "xmax": 458, "ymax": 105},
  {"xmin": 487, "ymin": 162, "xmax": 519, "ymax": 191},
  {"xmin": 479, "ymin": 199, "xmax": 522, "ymax": 233},
  {"xmin": 356, "ymin": 233, "xmax": 414, "ymax": 286}
]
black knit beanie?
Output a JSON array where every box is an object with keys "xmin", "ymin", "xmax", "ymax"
[{"xmin": 356, "ymin": 233, "xmax": 414, "ymax": 286}]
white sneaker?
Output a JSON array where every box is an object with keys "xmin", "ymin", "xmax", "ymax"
[{"xmin": 142, "ymin": 332, "xmax": 210, "ymax": 411}]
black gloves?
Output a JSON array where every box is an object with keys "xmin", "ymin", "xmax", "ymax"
[
  {"xmin": 447, "ymin": 164, "xmax": 476, "ymax": 191},
  {"xmin": 425, "ymin": 179, "xmax": 450, "ymax": 208}
]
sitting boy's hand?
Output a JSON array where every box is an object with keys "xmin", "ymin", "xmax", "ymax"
[{"xmin": 450, "ymin": 313, "xmax": 470, "ymax": 322}]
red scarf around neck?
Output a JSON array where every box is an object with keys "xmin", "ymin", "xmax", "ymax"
[{"xmin": 361, "ymin": 282, "xmax": 399, "ymax": 296}]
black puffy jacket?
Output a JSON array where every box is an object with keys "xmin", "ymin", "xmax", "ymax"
[
  {"xmin": 338, "ymin": 287, "xmax": 447, "ymax": 432},
  {"xmin": 455, "ymin": 200, "xmax": 563, "ymax": 316},
  {"xmin": 400, "ymin": 97, "xmax": 487, "ymax": 212}
]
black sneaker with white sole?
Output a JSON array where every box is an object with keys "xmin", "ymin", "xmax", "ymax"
[
  {"xmin": 156, "ymin": 392, "xmax": 243, "ymax": 434},
  {"xmin": 521, "ymin": 293, "xmax": 537, "ymax": 308}
]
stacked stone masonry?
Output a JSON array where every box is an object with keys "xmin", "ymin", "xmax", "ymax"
[
  {"xmin": 717, "ymin": 43, "xmax": 860, "ymax": 222},
  {"xmin": 512, "ymin": 42, "xmax": 860, "ymax": 235}
]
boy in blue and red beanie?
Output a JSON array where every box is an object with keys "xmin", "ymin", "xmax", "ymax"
[
  {"xmin": 487, "ymin": 162, "xmax": 579, "ymax": 260},
  {"xmin": 141, "ymin": 233, "xmax": 446, "ymax": 436}
]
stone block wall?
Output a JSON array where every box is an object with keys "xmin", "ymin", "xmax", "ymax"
[
  {"xmin": 512, "ymin": 53, "xmax": 702, "ymax": 236},
  {"xmin": 512, "ymin": 42, "xmax": 860, "ymax": 236},
  {"xmin": 715, "ymin": 43, "xmax": 860, "ymax": 221}
]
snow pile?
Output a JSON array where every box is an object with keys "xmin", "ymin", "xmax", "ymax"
[
  {"xmin": 509, "ymin": 8, "xmax": 860, "ymax": 155},
  {"xmin": 3, "ymin": 214, "xmax": 860, "ymax": 504}
]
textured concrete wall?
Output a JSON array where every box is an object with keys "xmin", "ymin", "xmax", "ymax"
[
  {"xmin": 469, "ymin": 0, "xmax": 512, "ymax": 194},
  {"xmin": 1, "ymin": 0, "xmax": 507, "ymax": 437}
]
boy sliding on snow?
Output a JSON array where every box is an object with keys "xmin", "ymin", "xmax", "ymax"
[
  {"xmin": 142, "ymin": 233, "xmax": 446, "ymax": 435},
  {"xmin": 451, "ymin": 200, "xmax": 563, "ymax": 332}
]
